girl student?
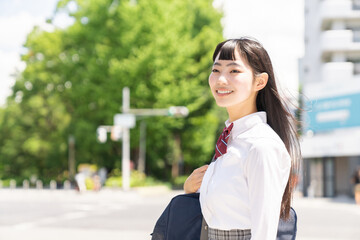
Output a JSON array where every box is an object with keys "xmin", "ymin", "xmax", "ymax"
[{"xmin": 184, "ymin": 37, "xmax": 301, "ymax": 240}]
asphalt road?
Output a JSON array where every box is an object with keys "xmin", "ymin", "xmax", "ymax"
[{"xmin": 0, "ymin": 188, "xmax": 359, "ymax": 240}]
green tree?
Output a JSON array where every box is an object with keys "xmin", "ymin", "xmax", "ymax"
[{"xmin": 0, "ymin": 0, "xmax": 224, "ymax": 182}]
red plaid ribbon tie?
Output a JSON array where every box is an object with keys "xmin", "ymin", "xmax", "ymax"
[{"xmin": 214, "ymin": 123, "xmax": 234, "ymax": 161}]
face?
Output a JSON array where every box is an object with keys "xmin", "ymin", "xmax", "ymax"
[{"xmin": 209, "ymin": 50, "xmax": 258, "ymax": 110}]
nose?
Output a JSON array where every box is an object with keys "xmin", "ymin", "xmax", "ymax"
[{"xmin": 217, "ymin": 74, "xmax": 227, "ymax": 85}]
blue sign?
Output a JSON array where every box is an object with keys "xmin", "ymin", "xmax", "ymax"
[{"xmin": 305, "ymin": 92, "xmax": 360, "ymax": 132}]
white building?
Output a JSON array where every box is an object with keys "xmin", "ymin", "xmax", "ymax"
[{"xmin": 301, "ymin": 0, "xmax": 360, "ymax": 197}]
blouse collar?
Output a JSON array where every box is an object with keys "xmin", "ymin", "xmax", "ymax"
[{"xmin": 225, "ymin": 111, "xmax": 267, "ymax": 138}]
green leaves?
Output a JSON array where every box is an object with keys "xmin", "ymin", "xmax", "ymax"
[{"xmin": 0, "ymin": 0, "xmax": 224, "ymax": 182}]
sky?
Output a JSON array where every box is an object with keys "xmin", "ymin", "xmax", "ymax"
[
  {"xmin": 0, "ymin": 0, "xmax": 304, "ymax": 106},
  {"xmin": 214, "ymin": 0, "xmax": 304, "ymax": 100},
  {"xmin": 0, "ymin": 0, "xmax": 73, "ymax": 106}
]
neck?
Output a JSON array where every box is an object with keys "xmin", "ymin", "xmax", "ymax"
[{"xmin": 226, "ymin": 103, "xmax": 258, "ymax": 122}]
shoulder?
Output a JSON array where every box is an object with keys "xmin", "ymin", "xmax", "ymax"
[
  {"xmin": 243, "ymin": 140, "xmax": 291, "ymax": 178},
  {"xmin": 238, "ymin": 123, "xmax": 291, "ymax": 168},
  {"xmin": 230, "ymin": 121, "xmax": 290, "ymax": 161},
  {"xmin": 249, "ymin": 137, "xmax": 289, "ymax": 160},
  {"xmin": 233, "ymin": 122, "xmax": 284, "ymax": 148}
]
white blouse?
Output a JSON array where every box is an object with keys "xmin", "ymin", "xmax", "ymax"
[{"xmin": 199, "ymin": 111, "xmax": 291, "ymax": 240}]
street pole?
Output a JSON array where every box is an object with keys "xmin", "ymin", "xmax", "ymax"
[
  {"xmin": 97, "ymin": 87, "xmax": 188, "ymax": 190},
  {"xmin": 122, "ymin": 87, "xmax": 131, "ymax": 191}
]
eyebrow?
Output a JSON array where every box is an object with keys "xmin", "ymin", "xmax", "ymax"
[{"xmin": 213, "ymin": 62, "xmax": 244, "ymax": 68}]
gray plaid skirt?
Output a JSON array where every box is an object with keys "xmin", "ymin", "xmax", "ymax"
[{"xmin": 208, "ymin": 227, "xmax": 251, "ymax": 240}]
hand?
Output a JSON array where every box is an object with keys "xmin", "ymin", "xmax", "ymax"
[{"xmin": 184, "ymin": 165, "xmax": 209, "ymax": 194}]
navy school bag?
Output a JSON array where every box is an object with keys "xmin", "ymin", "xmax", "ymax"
[
  {"xmin": 151, "ymin": 193, "xmax": 297, "ymax": 240},
  {"xmin": 151, "ymin": 193, "xmax": 203, "ymax": 240}
]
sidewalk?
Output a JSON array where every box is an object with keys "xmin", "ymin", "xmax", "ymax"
[
  {"xmin": 0, "ymin": 188, "xmax": 178, "ymax": 240},
  {"xmin": 0, "ymin": 188, "xmax": 359, "ymax": 240},
  {"xmin": 293, "ymin": 194, "xmax": 360, "ymax": 240}
]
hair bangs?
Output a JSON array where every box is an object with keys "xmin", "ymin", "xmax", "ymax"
[{"xmin": 212, "ymin": 40, "xmax": 238, "ymax": 62}]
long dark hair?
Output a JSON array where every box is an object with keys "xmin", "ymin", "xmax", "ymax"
[{"xmin": 212, "ymin": 37, "xmax": 301, "ymax": 220}]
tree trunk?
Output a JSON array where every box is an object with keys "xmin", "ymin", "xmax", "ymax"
[{"xmin": 171, "ymin": 133, "xmax": 183, "ymax": 178}]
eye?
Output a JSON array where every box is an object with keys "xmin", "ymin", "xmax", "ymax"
[
  {"xmin": 211, "ymin": 69, "xmax": 219, "ymax": 73},
  {"xmin": 230, "ymin": 69, "xmax": 241, "ymax": 73}
]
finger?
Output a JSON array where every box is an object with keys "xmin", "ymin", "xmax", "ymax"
[
  {"xmin": 194, "ymin": 174, "xmax": 206, "ymax": 182},
  {"xmin": 194, "ymin": 181, "xmax": 202, "ymax": 188},
  {"xmin": 196, "ymin": 165, "xmax": 209, "ymax": 172},
  {"xmin": 191, "ymin": 174, "xmax": 203, "ymax": 182},
  {"xmin": 194, "ymin": 175, "xmax": 206, "ymax": 183},
  {"xmin": 194, "ymin": 171, "xmax": 207, "ymax": 179}
]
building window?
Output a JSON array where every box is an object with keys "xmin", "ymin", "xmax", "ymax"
[
  {"xmin": 353, "ymin": 0, "xmax": 360, "ymax": 10},
  {"xmin": 354, "ymin": 29, "xmax": 360, "ymax": 42},
  {"xmin": 354, "ymin": 62, "xmax": 360, "ymax": 75}
]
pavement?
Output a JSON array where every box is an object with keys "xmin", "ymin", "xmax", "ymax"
[
  {"xmin": 292, "ymin": 193, "xmax": 360, "ymax": 240},
  {"xmin": 0, "ymin": 187, "xmax": 359, "ymax": 240}
]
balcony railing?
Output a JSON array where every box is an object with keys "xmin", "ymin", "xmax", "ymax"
[
  {"xmin": 322, "ymin": 62, "xmax": 354, "ymax": 82},
  {"xmin": 320, "ymin": 0, "xmax": 360, "ymax": 21},
  {"xmin": 321, "ymin": 30, "xmax": 360, "ymax": 52}
]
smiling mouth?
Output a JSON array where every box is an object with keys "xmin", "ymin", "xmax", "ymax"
[{"xmin": 216, "ymin": 90, "xmax": 233, "ymax": 95}]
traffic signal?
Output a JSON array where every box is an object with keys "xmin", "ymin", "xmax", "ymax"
[
  {"xmin": 168, "ymin": 106, "xmax": 189, "ymax": 117},
  {"xmin": 96, "ymin": 127, "xmax": 107, "ymax": 143}
]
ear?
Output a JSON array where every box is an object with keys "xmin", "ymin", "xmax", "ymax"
[{"xmin": 254, "ymin": 72, "xmax": 268, "ymax": 91}]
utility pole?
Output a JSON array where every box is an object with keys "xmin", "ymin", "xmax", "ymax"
[
  {"xmin": 122, "ymin": 87, "xmax": 131, "ymax": 191},
  {"xmin": 96, "ymin": 87, "xmax": 188, "ymax": 191}
]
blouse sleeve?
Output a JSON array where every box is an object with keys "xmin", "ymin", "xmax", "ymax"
[{"xmin": 244, "ymin": 139, "xmax": 291, "ymax": 240}]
